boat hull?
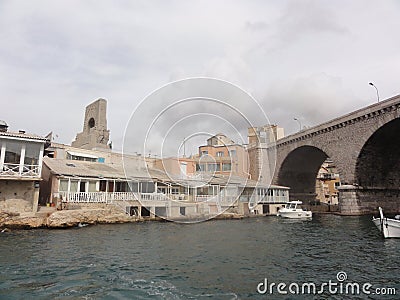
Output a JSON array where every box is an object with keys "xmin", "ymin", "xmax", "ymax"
[
  {"xmin": 277, "ymin": 210, "xmax": 312, "ymax": 219},
  {"xmin": 372, "ymin": 217, "xmax": 400, "ymax": 238}
]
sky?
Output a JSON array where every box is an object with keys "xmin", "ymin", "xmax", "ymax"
[{"xmin": 1, "ymin": 0, "xmax": 400, "ymax": 156}]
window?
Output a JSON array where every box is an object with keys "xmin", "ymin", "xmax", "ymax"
[
  {"xmin": 158, "ymin": 186, "xmax": 167, "ymax": 194},
  {"xmin": 180, "ymin": 207, "xmax": 186, "ymax": 216},
  {"xmin": 201, "ymin": 150, "xmax": 208, "ymax": 156},
  {"xmin": 59, "ymin": 179, "xmax": 69, "ymax": 192},
  {"xmin": 98, "ymin": 157, "xmax": 105, "ymax": 163},
  {"xmin": 222, "ymin": 163, "xmax": 231, "ymax": 171},
  {"xmin": 4, "ymin": 141, "xmax": 21, "ymax": 164},
  {"xmin": 129, "ymin": 181, "xmax": 139, "ymax": 192},
  {"xmin": 70, "ymin": 180, "xmax": 78, "ymax": 192},
  {"xmin": 229, "ymin": 150, "xmax": 236, "ymax": 157},
  {"xmin": 334, "ymin": 182, "xmax": 341, "ymax": 188},
  {"xmin": 24, "ymin": 143, "xmax": 41, "ymax": 166},
  {"xmin": 171, "ymin": 188, "xmax": 179, "ymax": 194},
  {"xmin": 116, "ymin": 181, "xmax": 127, "ymax": 192},
  {"xmin": 196, "ymin": 164, "xmax": 206, "ymax": 172},
  {"xmin": 99, "ymin": 180, "xmax": 107, "ymax": 192},
  {"xmin": 67, "ymin": 153, "xmax": 97, "ymax": 162},
  {"xmin": 88, "ymin": 118, "xmax": 95, "ymax": 128},
  {"xmin": 216, "ymin": 151, "xmax": 224, "ymax": 157},
  {"xmin": 140, "ymin": 181, "xmax": 155, "ymax": 193},
  {"xmin": 88, "ymin": 181, "xmax": 97, "ymax": 192},
  {"xmin": 207, "ymin": 163, "xmax": 220, "ymax": 172}
]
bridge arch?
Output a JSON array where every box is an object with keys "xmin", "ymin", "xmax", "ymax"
[
  {"xmin": 277, "ymin": 145, "xmax": 332, "ymax": 202},
  {"xmin": 355, "ymin": 118, "xmax": 400, "ymax": 189}
]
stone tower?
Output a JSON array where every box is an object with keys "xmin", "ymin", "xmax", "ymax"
[{"xmin": 71, "ymin": 98, "xmax": 110, "ymax": 150}]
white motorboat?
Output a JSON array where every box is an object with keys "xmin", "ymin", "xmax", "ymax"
[
  {"xmin": 277, "ymin": 201, "xmax": 312, "ymax": 219},
  {"xmin": 372, "ymin": 207, "xmax": 400, "ymax": 238}
]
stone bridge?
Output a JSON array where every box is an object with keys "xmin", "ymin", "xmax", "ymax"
[{"xmin": 269, "ymin": 94, "xmax": 400, "ymax": 215}]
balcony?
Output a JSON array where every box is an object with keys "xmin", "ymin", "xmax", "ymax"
[
  {"xmin": 59, "ymin": 191, "xmax": 139, "ymax": 203},
  {"xmin": 0, "ymin": 163, "xmax": 41, "ymax": 178}
]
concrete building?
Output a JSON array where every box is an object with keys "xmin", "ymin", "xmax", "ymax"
[
  {"xmin": 195, "ymin": 133, "xmax": 249, "ymax": 178},
  {"xmin": 315, "ymin": 159, "xmax": 340, "ymax": 205},
  {"xmin": 153, "ymin": 157, "xmax": 196, "ymax": 178},
  {"xmin": 0, "ymin": 121, "xmax": 48, "ymax": 214},
  {"xmin": 247, "ymin": 124, "xmax": 284, "ymax": 183},
  {"xmin": 41, "ymin": 99, "xmax": 292, "ymax": 220}
]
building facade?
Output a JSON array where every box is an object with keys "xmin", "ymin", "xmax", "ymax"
[
  {"xmin": 196, "ymin": 133, "xmax": 249, "ymax": 178},
  {"xmin": 315, "ymin": 159, "xmax": 341, "ymax": 205},
  {"xmin": 0, "ymin": 121, "xmax": 48, "ymax": 213},
  {"xmin": 247, "ymin": 124, "xmax": 284, "ymax": 183}
]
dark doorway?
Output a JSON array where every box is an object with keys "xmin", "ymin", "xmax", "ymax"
[
  {"xmin": 79, "ymin": 181, "xmax": 86, "ymax": 192},
  {"xmin": 180, "ymin": 207, "xmax": 186, "ymax": 216},
  {"xmin": 141, "ymin": 206, "xmax": 151, "ymax": 217},
  {"xmin": 127, "ymin": 206, "xmax": 139, "ymax": 217}
]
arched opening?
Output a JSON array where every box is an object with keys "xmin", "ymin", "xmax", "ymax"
[
  {"xmin": 356, "ymin": 118, "xmax": 400, "ymax": 189},
  {"xmin": 88, "ymin": 117, "xmax": 95, "ymax": 129},
  {"xmin": 278, "ymin": 146, "xmax": 331, "ymax": 204}
]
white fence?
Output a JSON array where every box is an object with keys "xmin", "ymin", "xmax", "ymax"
[
  {"xmin": 58, "ymin": 192, "xmax": 138, "ymax": 203},
  {"xmin": 0, "ymin": 163, "xmax": 41, "ymax": 177},
  {"xmin": 140, "ymin": 193, "xmax": 170, "ymax": 202}
]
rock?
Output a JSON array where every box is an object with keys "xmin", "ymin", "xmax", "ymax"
[
  {"xmin": 1, "ymin": 211, "xmax": 46, "ymax": 229},
  {"xmin": 4, "ymin": 216, "xmax": 46, "ymax": 228},
  {"xmin": 46, "ymin": 208, "xmax": 137, "ymax": 228}
]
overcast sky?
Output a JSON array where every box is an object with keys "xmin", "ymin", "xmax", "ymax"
[{"xmin": 1, "ymin": 0, "xmax": 400, "ymax": 155}]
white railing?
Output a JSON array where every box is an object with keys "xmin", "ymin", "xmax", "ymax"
[
  {"xmin": 140, "ymin": 193, "xmax": 169, "ymax": 202},
  {"xmin": 0, "ymin": 163, "xmax": 40, "ymax": 177},
  {"xmin": 195, "ymin": 195, "xmax": 215, "ymax": 202},
  {"xmin": 111, "ymin": 192, "xmax": 139, "ymax": 201},
  {"xmin": 58, "ymin": 192, "xmax": 138, "ymax": 203},
  {"xmin": 259, "ymin": 195, "xmax": 289, "ymax": 203}
]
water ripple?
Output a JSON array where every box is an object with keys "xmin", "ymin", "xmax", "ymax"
[{"xmin": 0, "ymin": 215, "xmax": 398, "ymax": 299}]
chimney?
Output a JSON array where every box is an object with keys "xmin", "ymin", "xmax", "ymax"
[{"xmin": 0, "ymin": 120, "xmax": 8, "ymax": 132}]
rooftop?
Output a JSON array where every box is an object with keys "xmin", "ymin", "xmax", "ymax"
[{"xmin": 0, "ymin": 130, "xmax": 49, "ymax": 142}]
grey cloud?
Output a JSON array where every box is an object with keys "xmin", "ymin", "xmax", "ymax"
[{"xmin": 0, "ymin": 0, "xmax": 400, "ymax": 154}]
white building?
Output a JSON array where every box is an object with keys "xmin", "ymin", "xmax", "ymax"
[{"xmin": 0, "ymin": 121, "xmax": 48, "ymax": 213}]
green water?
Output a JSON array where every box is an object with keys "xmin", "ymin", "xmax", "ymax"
[{"xmin": 0, "ymin": 215, "xmax": 398, "ymax": 299}]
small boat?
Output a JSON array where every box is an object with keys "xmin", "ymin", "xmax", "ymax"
[
  {"xmin": 277, "ymin": 201, "xmax": 312, "ymax": 219},
  {"xmin": 77, "ymin": 222, "xmax": 89, "ymax": 228},
  {"xmin": 372, "ymin": 207, "xmax": 400, "ymax": 238}
]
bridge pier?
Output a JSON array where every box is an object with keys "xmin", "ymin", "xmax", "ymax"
[{"xmin": 338, "ymin": 185, "xmax": 400, "ymax": 215}]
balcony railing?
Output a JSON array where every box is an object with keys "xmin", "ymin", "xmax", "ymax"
[
  {"xmin": 58, "ymin": 192, "xmax": 139, "ymax": 203},
  {"xmin": 0, "ymin": 163, "xmax": 41, "ymax": 177},
  {"xmin": 140, "ymin": 193, "xmax": 170, "ymax": 202}
]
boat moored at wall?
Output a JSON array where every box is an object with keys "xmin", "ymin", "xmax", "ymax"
[{"xmin": 372, "ymin": 207, "xmax": 400, "ymax": 238}]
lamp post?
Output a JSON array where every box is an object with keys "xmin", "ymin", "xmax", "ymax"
[
  {"xmin": 369, "ymin": 82, "xmax": 380, "ymax": 102},
  {"xmin": 294, "ymin": 117, "xmax": 302, "ymax": 131}
]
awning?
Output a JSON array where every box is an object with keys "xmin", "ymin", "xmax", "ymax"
[{"xmin": 67, "ymin": 151, "xmax": 98, "ymax": 159}]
